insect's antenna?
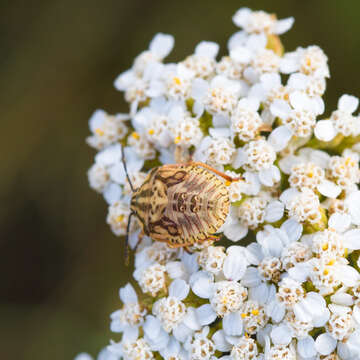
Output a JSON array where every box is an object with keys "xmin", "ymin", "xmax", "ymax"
[
  {"xmin": 121, "ymin": 145, "xmax": 135, "ymax": 192},
  {"xmin": 124, "ymin": 211, "xmax": 134, "ymax": 266}
]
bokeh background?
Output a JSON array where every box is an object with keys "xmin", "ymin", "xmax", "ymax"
[{"xmin": 1, "ymin": 0, "xmax": 359, "ymax": 359}]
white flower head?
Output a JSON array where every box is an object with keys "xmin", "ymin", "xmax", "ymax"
[
  {"xmin": 182, "ymin": 41, "xmax": 219, "ymax": 79},
  {"xmin": 233, "ymin": 8, "xmax": 294, "ymax": 35},
  {"xmin": 281, "ymin": 45, "xmax": 329, "ymax": 78},
  {"xmin": 87, "ymin": 110, "xmax": 129, "ymax": 150},
  {"xmin": 210, "ymin": 280, "xmax": 248, "ymax": 317},
  {"xmin": 106, "ymin": 200, "xmax": 131, "ymax": 236},
  {"xmin": 138, "ymin": 263, "xmax": 167, "ymax": 297},
  {"xmin": 231, "ymin": 336, "xmax": 258, "ymax": 359},
  {"xmin": 283, "ymin": 188, "xmax": 322, "ymax": 224},
  {"xmin": 152, "ymin": 279, "xmax": 190, "ymax": 332}
]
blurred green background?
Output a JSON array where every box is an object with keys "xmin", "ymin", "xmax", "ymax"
[{"xmin": 1, "ymin": 0, "xmax": 359, "ymax": 359}]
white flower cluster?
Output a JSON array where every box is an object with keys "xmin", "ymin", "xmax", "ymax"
[{"xmin": 82, "ymin": 7, "xmax": 360, "ymax": 360}]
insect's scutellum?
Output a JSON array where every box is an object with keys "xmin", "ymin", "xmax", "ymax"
[{"xmin": 121, "ymin": 147, "xmax": 242, "ymax": 264}]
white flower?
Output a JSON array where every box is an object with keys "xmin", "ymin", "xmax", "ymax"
[
  {"xmin": 282, "ymin": 188, "xmax": 322, "ymax": 224},
  {"xmin": 121, "ymin": 338, "xmax": 154, "ymax": 360},
  {"xmin": 289, "ymin": 162, "xmax": 325, "ymax": 191},
  {"xmin": 138, "ymin": 263, "xmax": 167, "ymax": 297},
  {"xmin": 237, "ymin": 194, "xmax": 270, "ymax": 229},
  {"xmin": 277, "ymin": 277, "xmax": 304, "ymax": 309},
  {"xmin": 165, "ymin": 63, "xmax": 194, "ymax": 100},
  {"xmin": 142, "ymin": 315, "xmax": 170, "ymax": 351},
  {"xmin": 169, "ymin": 106, "xmax": 203, "ymax": 147},
  {"xmin": 233, "ymin": 8, "xmax": 294, "ymax": 35},
  {"xmin": 115, "ymin": 33, "xmax": 173, "ymax": 83},
  {"xmin": 186, "ymin": 326, "xmax": 215, "ymax": 360},
  {"xmin": 284, "ymin": 311, "xmax": 313, "ymax": 339},
  {"xmin": 280, "ymin": 45, "xmax": 329, "ymax": 78},
  {"xmin": 284, "ymin": 155, "xmax": 341, "ymax": 200},
  {"xmin": 311, "ymin": 229, "xmax": 345, "ymax": 261},
  {"xmin": 326, "ymin": 306, "xmax": 355, "ymax": 341},
  {"xmin": 106, "ymin": 200, "xmax": 131, "ymax": 236},
  {"xmin": 267, "ymin": 344, "xmax": 297, "ymax": 360},
  {"xmin": 127, "ymin": 129, "xmax": 155, "ymax": 159},
  {"xmin": 230, "ymin": 98, "xmax": 264, "ymax": 142},
  {"xmin": 240, "ymin": 300, "xmax": 268, "ymax": 335},
  {"xmin": 328, "ymin": 152, "xmax": 360, "ymax": 190},
  {"xmin": 110, "ymin": 284, "xmax": 146, "ymax": 340},
  {"xmin": 198, "ymin": 246, "xmax": 226, "ymax": 275},
  {"xmin": 315, "ymin": 94, "xmax": 360, "ymax": 141},
  {"xmin": 152, "ymin": 279, "xmax": 190, "ymax": 333},
  {"xmin": 270, "ymin": 91, "xmax": 323, "ymax": 140},
  {"xmin": 159, "ymin": 337, "xmax": 188, "ymax": 360},
  {"xmin": 230, "ymin": 336, "xmax": 258, "ymax": 359},
  {"xmin": 88, "ymin": 162, "xmax": 110, "ymax": 193},
  {"xmin": 242, "ymin": 139, "xmax": 276, "ymax": 172},
  {"xmin": 210, "ymin": 280, "xmax": 248, "ymax": 317},
  {"xmin": 192, "ymin": 76, "xmax": 243, "ymax": 116},
  {"xmin": 251, "ymin": 49, "xmax": 281, "ymax": 76},
  {"xmin": 86, "ymin": 110, "xmax": 129, "ymax": 150},
  {"xmin": 281, "ymin": 241, "xmax": 312, "ymax": 271},
  {"xmin": 135, "ymin": 241, "xmax": 178, "ymax": 269},
  {"xmin": 216, "ymin": 55, "xmax": 245, "ymax": 80},
  {"xmin": 293, "ymin": 292, "xmax": 329, "ymax": 326},
  {"xmin": 194, "ymin": 135, "xmax": 235, "ymax": 166},
  {"xmin": 133, "ymin": 97, "xmax": 174, "ymax": 148},
  {"xmin": 182, "ymin": 41, "xmax": 219, "ymax": 79},
  {"xmin": 258, "ymin": 257, "xmax": 282, "ymax": 283}
]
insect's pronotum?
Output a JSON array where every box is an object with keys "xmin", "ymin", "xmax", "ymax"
[{"xmin": 122, "ymin": 146, "xmax": 242, "ymax": 260}]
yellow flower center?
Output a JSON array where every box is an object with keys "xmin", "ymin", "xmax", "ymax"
[
  {"xmin": 116, "ymin": 215, "xmax": 125, "ymax": 223},
  {"xmin": 173, "ymin": 77, "xmax": 181, "ymax": 85}
]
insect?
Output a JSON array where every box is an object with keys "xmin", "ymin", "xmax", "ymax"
[{"xmin": 122, "ymin": 147, "xmax": 242, "ymax": 260}]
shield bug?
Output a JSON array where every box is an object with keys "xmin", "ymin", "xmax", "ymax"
[{"xmin": 121, "ymin": 147, "xmax": 242, "ymax": 260}]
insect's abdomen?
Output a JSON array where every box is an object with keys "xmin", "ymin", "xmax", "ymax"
[{"xmin": 164, "ymin": 165, "xmax": 229, "ymax": 245}]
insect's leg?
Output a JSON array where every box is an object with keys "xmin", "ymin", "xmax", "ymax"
[
  {"xmin": 207, "ymin": 235, "xmax": 221, "ymax": 242},
  {"xmin": 258, "ymin": 123, "xmax": 272, "ymax": 132},
  {"xmin": 188, "ymin": 161, "xmax": 243, "ymax": 183},
  {"xmin": 134, "ymin": 230, "xmax": 145, "ymax": 252},
  {"xmin": 183, "ymin": 246, "xmax": 192, "ymax": 254},
  {"xmin": 124, "ymin": 212, "xmax": 134, "ymax": 266}
]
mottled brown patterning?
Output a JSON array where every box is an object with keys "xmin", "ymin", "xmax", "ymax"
[{"xmin": 130, "ymin": 162, "xmax": 239, "ymax": 248}]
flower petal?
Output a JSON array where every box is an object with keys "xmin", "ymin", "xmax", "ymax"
[
  {"xmin": 271, "ymin": 324, "xmax": 292, "ymax": 345},
  {"xmin": 344, "ymin": 229, "xmax": 360, "ymax": 250},
  {"xmin": 169, "ymin": 279, "xmax": 190, "ymax": 300},
  {"xmin": 195, "ymin": 304, "xmax": 217, "ymax": 326},
  {"xmin": 119, "ymin": 283, "xmax": 137, "ymax": 304},
  {"xmin": 317, "ymin": 179, "xmax": 341, "ymax": 199},
  {"xmin": 264, "ymin": 200, "xmax": 284, "ymax": 223},
  {"xmin": 314, "ymin": 120, "xmax": 336, "ymax": 142},
  {"xmin": 223, "ymin": 312, "xmax": 243, "ymax": 336},
  {"xmin": 315, "ymin": 333, "xmax": 337, "ymax": 356},
  {"xmin": 149, "ymin": 33, "xmax": 174, "ymax": 58},
  {"xmin": 338, "ymin": 94, "xmax": 359, "ymax": 114}
]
